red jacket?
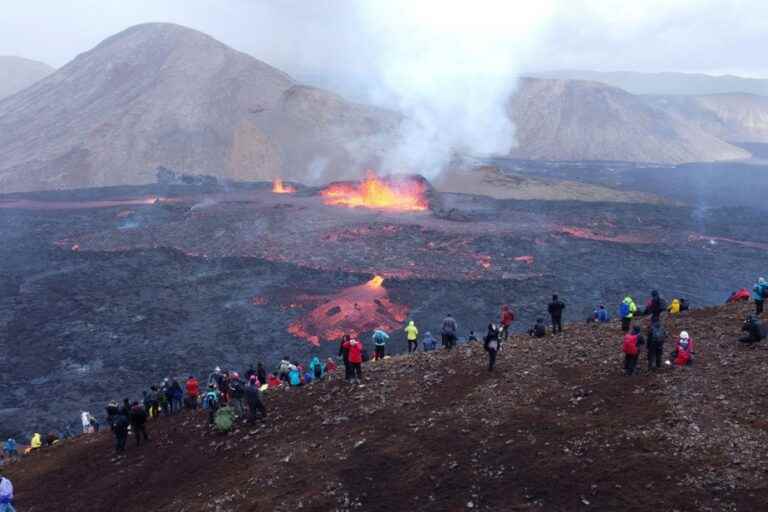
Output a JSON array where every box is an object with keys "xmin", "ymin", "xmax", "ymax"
[
  {"xmin": 622, "ymin": 334, "xmax": 639, "ymax": 356},
  {"xmin": 343, "ymin": 339, "xmax": 363, "ymax": 364},
  {"xmin": 326, "ymin": 360, "xmax": 338, "ymax": 373},
  {"xmin": 501, "ymin": 307, "xmax": 515, "ymax": 327},
  {"xmin": 185, "ymin": 378, "xmax": 200, "ymax": 397},
  {"xmin": 674, "ymin": 338, "xmax": 694, "ymax": 366}
]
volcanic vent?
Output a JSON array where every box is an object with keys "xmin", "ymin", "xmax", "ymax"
[{"xmin": 321, "ymin": 171, "xmax": 429, "ymax": 211}]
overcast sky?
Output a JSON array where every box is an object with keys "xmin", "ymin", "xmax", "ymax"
[{"xmin": 1, "ymin": 0, "xmax": 766, "ymax": 79}]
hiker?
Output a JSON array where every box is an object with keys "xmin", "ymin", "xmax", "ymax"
[
  {"xmin": 257, "ymin": 362, "xmax": 267, "ymax": 386},
  {"xmin": 81, "ymin": 411, "xmax": 94, "ymax": 434},
  {"xmin": 244, "ymin": 365, "xmax": 257, "ymax": 382},
  {"xmin": 343, "ymin": 336, "xmax": 364, "ymax": 383},
  {"xmin": 372, "ymin": 329, "xmax": 389, "ymax": 361},
  {"xmin": 740, "ymin": 315, "xmax": 765, "ymax": 343},
  {"xmin": 105, "ymin": 401, "xmax": 119, "ymax": 430},
  {"xmin": 754, "ymin": 277, "xmax": 768, "ymax": 315},
  {"xmin": 548, "ymin": 294, "xmax": 566, "ymax": 334},
  {"xmin": 245, "ymin": 378, "xmax": 267, "ymax": 422},
  {"xmin": 170, "ymin": 380, "xmax": 184, "ymax": 414},
  {"xmin": 528, "ymin": 318, "xmax": 547, "ymax": 338},
  {"xmin": 2, "ymin": 440, "xmax": 16, "ymax": 459},
  {"xmin": 203, "ymin": 385, "xmax": 221, "ymax": 424},
  {"xmin": 422, "ymin": 331, "xmax": 438, "ymax": 352},
  {"xmin": 129, "ymin": 401, "xmax": 149, "ymax": 447},
  {"xmin": 185, "ymin": 375, "xmax": 200, "ymax": 409},
  {"xmin": 622, "ymin": 326, "xmax": 644, "ymax": 376},
  {"xmin": 338, "ymin": 336, "xmax": 352, "ymax": 380},
  {"xmin": 229, "ymin": 374, "xmax": 246, "ymax": 416},
  {"xmin": 468, "ymin": 331, "xmax": 479, "ymax": 342},
  {"xmin": 592, "ymin": 304, "xmax": 610, "ymax": 323},
  {"xmin": 405, "ymin": 320, "xmax": 419, "ymax": 353},
  {"xmin": 325, "ymin": 358, "xmax": 337, "ymax": 375},
  {"xmin": 441, "ymin": 314, "xmax": 458, "ymax": 350},
  {"xmin": 644, "ymin": 290, "xmax": 667, "ymax": 322},
  {"xmin": 0, "ymin": 468, "xmax": 15, "ymax": 512},
  {"xmin": 668, "ymin": 298, "xmax": 682, "ymax": 315},
  {"xmin": 500, "ymin": 305, "xmax": 515, "ymax": 341},
  {"xmin": 646, "ymin": 321, "xmax": 666, "ymax": 370},
  {"xmin": 310, "ymin": 356, "xmax": 324, "ymax": 380},
  {"xmin": 147, "ymin": 385, "xmax": 160, "ymax": 418},
  {"xmin": 619, "ymin": 296, "xmax": 638, "ymax": 333},
  {"xmin": 113, "ymin": 411, "xmax": 129, "ymax": 454},
  {"xmin": 726, "ymin": 288, "xmax": 751, "ymax": 304},
  {"xmin": 218, "ymin": 372, "xmax": 231, "ymax": 404},
  {"xmin": 267, "ymin": 374, "xmax": 282, "ymax": 388},
  {"xmin": 29, "ymin": 433, "xmax": 41, "ymax": 452},
  {"xmin": 288, "ymin": 364, "xmax": 302, "ymax": 386},
  {"xmin": 483, "ymin": 323, "xmax": 501, "ymax": 372},
  {"xmin": 670, "ymin": 331, "xmax": 695, "ymax": 367},
  {"xmin": 208, "ymin": 366, "xmax": 225, "ymax": 390}
]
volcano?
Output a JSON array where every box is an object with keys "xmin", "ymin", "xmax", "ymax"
[{"xmin": 321, "ymin": 171, "xmax": 429, "ymax": 211}]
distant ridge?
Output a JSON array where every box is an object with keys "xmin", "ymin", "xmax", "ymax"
[{"xmin": 0, "ymin": 55, "xmax": 54, "ymax": 100}]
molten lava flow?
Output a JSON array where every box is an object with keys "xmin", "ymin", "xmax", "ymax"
[
  {"xmin": 287, "ymin": 275, "xmax": 409, "ymax": 346},
  {"xmin": 272, "ymin": 178, "xmax": 296, "ymax": 194},
  {"xmin": 321, "ymin": 171, "xmax": 428, "ymax": 211}
]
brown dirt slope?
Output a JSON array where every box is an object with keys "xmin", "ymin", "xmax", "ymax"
[{"xmin": 6, "ymin": 302, "xmax": 768, "ymax": 511}]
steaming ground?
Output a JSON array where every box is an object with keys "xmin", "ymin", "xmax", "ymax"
[{"xmin": 1, "ymin": 178, "xmax": 766, "ymax": 437}]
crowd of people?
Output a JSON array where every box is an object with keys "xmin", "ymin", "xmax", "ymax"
[{"xmin": 1, "ymin": 277, "xmax": 765, "ymax": 510}]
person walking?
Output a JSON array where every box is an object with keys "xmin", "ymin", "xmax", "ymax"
[
  {"xmin": 343, "ymin": 336, "xmax": 364, "ymax": 383},
  {"xmin": 185, "ymin": 375, "xmax": 200, "ymax": 409},
  {"xmin": 548, "ymin": 295, "xmax": 566, "ymax": 334},
  {"xmin": 483, "ymin": 323, "xmax": 500, "ymax": 372},
  {"xmin": 619, "ymin": 296, "xmax": 637, "ymax": 333},
  {"xmin": 753, "ymin": 277, "xmax": 767, "ymax": 315},
  {"xmin": 129, "ymin": 401, "xmax": 149, "ymax": 447},
  {"xmin": 170, "ymin": 380, "xmax": 184, "ymax": 414},
  {"xmin": 404, "ymin": 320, "xmax": 419, "ymax": 353},
  {"xmin": 0, "ymin": 468, "xmax": 16, "ymax": 512},
  {"xmin": 372, "ymin": 329, "xmax": 389, "ymax": 361},
  {"xmin": 644, "ymin": 290, "xmax": 667, "ymax": 323},
  {"xmin": 441, "ymin": 314, "xmax": 458, "ymax": 350},
  {"xmin": 256, "ymin": 362, "xmax": 267, "ymax": 387},
  {"xmin": 500, "ymin": 305, "xmax": 515, "ymax": 341},
  {"xmin": 203, "ymin": 385, "xmax": 221, "ymax": 424},
  {"xmin": 2, "ymin": 439, "xmax": 17, "ymax": 460},
  {"xmin": 245, "ymin": 377, "xmax": 267, "ymax": 422},
  {"xmin": 622, "ymin": 326, "xmax": 643, "ymax": 375}
]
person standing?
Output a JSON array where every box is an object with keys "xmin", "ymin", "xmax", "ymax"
[
  {"xmin": 339, "ymin": 335, "xmax": 352, "ymax": 380},
  {"xmin": 404, "ymin": 320, "xmax": 419, "ymax": 353},
  {"xmin": 343, "ymin": 337, "xmax": 364, "ymax": 383},
  {"xmin": 646, "ymin": 321, "xmax": 666, "ymax": 370},
  {"xmin": 112, "ymin": 411, "xmax": 129, "ymax": 454},
  {"xmin": 644, "ymin": 290, "xmax": 667, "ymax": 323},
  {"xmin": 753, "ymin": 277, "xmax": 767, "ymax": 315},
  {"xmin": 245, "ymin": 377, "xmax": 267, "ymax": 422},
  {"xmin": 256, "ymin": 362, "xmax": 267, "ymax": 387},
  {"xmin": 81, "ymin": 411, "xmax": 94, "ymax": 434},
  {"xmin": 0, "ymin": 469, "xmax": 16, "ymax": 512},
  {"xmin": 483, "ymin": 323, "xmax": 500, "ymax": 372},
  {"xmin": 129, "ymin": 402, "xmax": 149, "ymax": 447},
  {"xmin": 372, "ymin": 329, "xmax": 389, "ymax": 361},
  {"xmin": 548, "ymin": 295, "xmax": 566, "ymax": 334},
  {"xmin": 170, "ymin": 380, "xmax": 184, "ymax": 415},
  {"xmin": 185, "ymin": 375, "xmax": 200, "ymax": 409},
  {"xmin": 622, "ymin": 326, "xmax": 643, "ymax": 375},
  {"xmin": 500, "ymin": 305, "xmax": 515, "ymax": 341},
  {"xmin": 441, "ymin": 314, "xmax": 458, "ymax": 350},
  {"xmin": 619, "ymin": 296, "xmax": 637, "ymax": 333}
]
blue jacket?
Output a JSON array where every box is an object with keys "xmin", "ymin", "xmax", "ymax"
[
  {"xmin": 3, "ymin": 438, "xmax": 16, "ymax": 453},
  {"xmin": 422, "ymin": 333, "xmax": 437, "ymax": 351},
  {"xmin": 309, "ymin": 357, "xmax": 324, "ymax": 378},
  {"xmin": 372, "ymin": 330, "xmax": 390, "ymax": 346},
  {"xmin": 754, "ymin": 280, "xmax": 768, "ymax": 300},
  {"xmin": 288, "ymin": 368, "xmax": 301, "ymax": 386},
  {"xmin": 594, "ymin": 308, "xmax": 610, "ymax": 322}
]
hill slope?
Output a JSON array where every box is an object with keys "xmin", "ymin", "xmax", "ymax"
[
  {"xmin": 531, "ymin": 70, "xmax": 768, "ymax": 96},
  {"xmin": 0, "ymin": 55, "xmax": 53, "ymax": 100},
  {"xmin": 5, "ymin": 302, "xmax": 768, "ymax": 511},
  {"xmin": 509, "ymin": 78, "xmax": 750, "ymax": 163},
  {"xmin": 0, "ymin": 23, "xmax": 398, "ymax": 193}
]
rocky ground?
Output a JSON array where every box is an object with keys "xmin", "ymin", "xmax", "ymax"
[{"xmin": 5, "ymin": 301, "xmax": 768, "ymax": 511}]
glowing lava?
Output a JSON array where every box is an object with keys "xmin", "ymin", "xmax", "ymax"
[
  {"xmin": 321, "ymin": 171, "xmax": 428, "ymax": 211},
  {"xmin": 272, "ymin": 178, "xmax": 296, "ymax": 194},
  {"xmin": 287, "ymin": 275, "xmax": 409, "ymax": 346}
]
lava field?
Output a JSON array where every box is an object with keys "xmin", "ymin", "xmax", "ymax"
[{"xmin": 1, "ymin": 175, "xmax": 766, "ymax": 436}]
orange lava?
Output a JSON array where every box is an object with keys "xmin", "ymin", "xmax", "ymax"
[
  {"xmin": 321, "ymin": 171, "xmax": 428, "ymax": 211},
  {"xmin": 272, "ymin": 178, "xmax": 296, "ymax": 194},
  {"xmin": 287, "ymin": 275, "xmax": 409, "ymax": 346}
]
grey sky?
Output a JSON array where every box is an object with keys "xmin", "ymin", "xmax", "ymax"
[{"xmin": 1, "ymin": 0, "xmax": 766, "ymax": 79}]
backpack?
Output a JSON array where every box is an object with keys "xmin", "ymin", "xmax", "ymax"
[
  {"xmin": 619, "ymin": 303, "xmax": 630, "ymax": 318},
  {"xmin": 314, "ymin": 364, "xmax": 323, "ymax": 379},
  {"xmin": 203, "ymin": 391, "xmax": 219, "ymax": 410},
  {"xmin": 623, "ymin": 334, "xmax": 639, "ymax": 356}
]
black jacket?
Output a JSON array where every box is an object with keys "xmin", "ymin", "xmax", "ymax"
[
  {"xmin": 129, "ymin": 406, "xmax": 148, "ymax": 427},
  {"xmin": 548, "ymin": 300, "xmax": 565, "ymax": 318},
  {"xmin": 742, "ymin": 319, "xmax": 765, "ymax": 342}
]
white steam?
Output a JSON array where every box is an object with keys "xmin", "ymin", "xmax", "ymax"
[{"xmin": 351, "ymin": 1, "xmax": 555, "ymax": 176}]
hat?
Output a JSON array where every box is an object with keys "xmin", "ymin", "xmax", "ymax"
[
  {"xmin": 214, "ymin": 366, "xmax": 221, "ymax": 372},
  {"xmin": 680, "ymin": 331, "xmax": 690, "ymax": 340}
]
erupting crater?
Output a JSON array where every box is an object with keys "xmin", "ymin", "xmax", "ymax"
[
  {"xmin": 321, "ymin": 171, "xmax": 428, "ymax": 211},
  {"xmin": 272, "ymin": 178, "xmax": 296, "ymax": 194},
  {"xmin": 287, "ymin": 275, "xmax": 409, "ymax": 346}
]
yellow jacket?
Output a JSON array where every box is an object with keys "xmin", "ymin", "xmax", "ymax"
[
  {"xmin": 30, "ymin": 432, "xmax": 42, "ymax": 449},
  {"xmin": 668, "ymin": 299, "xmax": 681, "ymax": 314},
  {"xmin": 404, "ymin": 321, "xmax": 419, "ymax": 341}
]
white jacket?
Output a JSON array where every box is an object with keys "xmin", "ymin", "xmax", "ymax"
[{"xmin": 0, "ymin": 476, "xmax": 13, "ymax": 502}]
